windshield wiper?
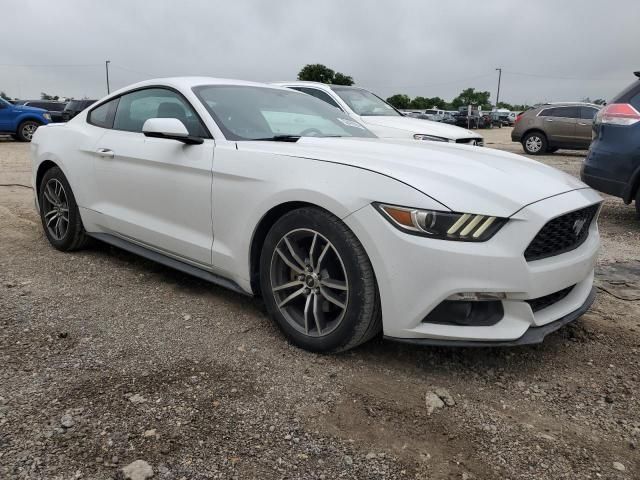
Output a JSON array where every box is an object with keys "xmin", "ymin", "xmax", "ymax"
[{"xmin": 252, "ymin": 135, "xmax": 301, "ymax": 142}]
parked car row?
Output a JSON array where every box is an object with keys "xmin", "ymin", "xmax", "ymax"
[
  {"xmin": 274, "ymin": 82, "xmax": 485, "ymax": 145},
  {"xmin": 1, "ymin": 98, "xmax": 97, "ymax": 141}
]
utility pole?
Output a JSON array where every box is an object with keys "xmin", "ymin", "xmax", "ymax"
[
  {"xmin": 105, "ymin": 60, "xmax": 111, "ymax": 94},
  {"xmin": 495, "ymin": 67, "xmax": 502, "ymax": 109}
]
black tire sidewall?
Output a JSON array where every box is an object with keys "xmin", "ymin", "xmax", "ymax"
[
  {"xmin": 523, "ymin": 132, "xmax": 547, "ymax": 155},
  {"xmin": 39, "ymin": 167, "xmax": 83, "ymax": 251},
  {"xmin": 259, "ymin": 209, "xmax": 373, "ymax": 352}
]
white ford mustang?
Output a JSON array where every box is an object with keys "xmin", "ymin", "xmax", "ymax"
[{"xmin": 31, "ymin": 77, "xmax": 601, "ymax": 352}]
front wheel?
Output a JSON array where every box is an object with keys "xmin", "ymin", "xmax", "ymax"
[
  {"xmin": 259, "ymin": 207, "xmax": 381, "ymax": 353},
  {"xmin": 16, "ymin": 120, "xmax": 41, "ymax": 142},
  {"xmin": 522, "ymin": 131, "xmax": 548, "ymax": 155}
]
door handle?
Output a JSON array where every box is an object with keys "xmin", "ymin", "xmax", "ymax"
[
  {"xmin": 95, "ymin": 148, "xmax": 114, "ymax": 158},
  {"xmin": 578, "ymin": 122, "xmax": 589, "ymax": 126},
  {"xmin": 544, "ymin": 118, "xmax": 553, "ymax": 122}
]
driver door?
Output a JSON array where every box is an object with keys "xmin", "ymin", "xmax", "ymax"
[{"xmin": 91, "ymin": 88, "xmax": 215, "ymax": 266}]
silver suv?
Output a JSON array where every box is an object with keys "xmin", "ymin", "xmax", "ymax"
[{"xmin": 511, "ymin": 103, "xmax": 601, "ymax": 155}]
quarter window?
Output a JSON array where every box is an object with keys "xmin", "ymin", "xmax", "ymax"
[
  {"xmin": 113, "ymin": 88, "xmax": 207, "ymax": 137},
  {"xmin": 87, "ymin": 98, "xmax": 119, "ymax": 129}
]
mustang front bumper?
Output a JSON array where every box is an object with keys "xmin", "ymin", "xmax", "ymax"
[{"xmin": 344, "ymin": 188, "xmax": 601, "ymax": 344}]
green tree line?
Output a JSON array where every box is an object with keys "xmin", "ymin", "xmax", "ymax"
[{"xmin": 386, "ymin": 88, "xmax": 531, "ymax": 112}]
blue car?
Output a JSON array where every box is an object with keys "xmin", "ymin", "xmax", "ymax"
[
  {"xmin": 0, "ymin": 97, "xmax": 51, "ymax": 141},
  {"xmin": 581, "ymin": 71, "xmax": 640, "ymax": 217}
]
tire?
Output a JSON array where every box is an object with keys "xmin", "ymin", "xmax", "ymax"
[
  {"xmin": 522, "ymin": 131, "xmax": 548, "ymax": 155},
  {"xmin": 259, "ymin": 207, "xmax": 381, "ymax": 353},
  {"xmin": 546, "ymin": 147, "xmax": 559, "ymax": 153},
  {"xmin": 16, "ymin": 120, "xmax": 41, "ymax": 142},
  {"xmin": 38, "ymin": 167, "xmax": 90, "ymax": 251}
]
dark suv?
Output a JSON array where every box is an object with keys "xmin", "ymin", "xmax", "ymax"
[
  {"xmin": 581, "ymin": 72, "xmax": 640, "ymax": 217},
  {"xmin": 62, "ymin": 99, "xmax": 97, "ymax": 121},
  {"xmin": 511, "ymin": 102, "xmax": 600, "ymax": 154}
]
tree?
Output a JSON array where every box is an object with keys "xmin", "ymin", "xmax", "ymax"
[
  {"xmin": 332, "ymin": 72, "xmax": 354, "ymax": 86},
  {"xmin": 297, "ymin": 64, "xmax": 355, "ymax": 85},
  {"xmin": 41, "ymin": 92, "xmax": 60, "ymax": 101},
  {"xmin": 496, "ymin": 101, "xmax": 514, "ymax": 110},
  {"xmin": 386, "ymin": 94, "xmax": 411, "ymax": 109},
  {"xmin": 450, "ymin": 88, "xmax": 491, "ymax": 109},
  {"xmin": 0, "ymin": 91, "xmax": 11, "ymax": 101}
]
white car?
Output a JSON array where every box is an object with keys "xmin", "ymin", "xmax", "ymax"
[
  {"xmin": 31, "ymin": 77, "xmax": 601, "ymax": 352},
  {"xmin": 273, "ymin": 81, "xmax": 484, "ymax": 145}
]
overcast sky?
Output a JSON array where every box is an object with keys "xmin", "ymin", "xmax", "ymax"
[{"xmin": 1, "ymin": 0, "xmax": 638, "ymax": 104}]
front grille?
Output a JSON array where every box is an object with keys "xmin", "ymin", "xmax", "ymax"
[
  {"xmin": 526, "ymin": 285, "xmax": 574, "ymax": 312},
  {"xmin": 524, "ymin": 204, "xmax": 599, "ymax": 261},
  {"xmin": 456, "ymin": 138, "xmax": 484, "ymax": 146}
]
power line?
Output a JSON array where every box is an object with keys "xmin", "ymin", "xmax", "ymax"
[
  {"xmin": 502, "ymin": 70, "xmax": 623, "ymax": 81},
  {"xmin": 110, "ymin": 64, "xmax": 159, "ymax": 77},
  {"xmin": 0, "ymin": 63, "xmax": 102, "ymax": 68},
  {"xmin": 365, "ymin": 72, "xmax": 495, "ymax": 90}
]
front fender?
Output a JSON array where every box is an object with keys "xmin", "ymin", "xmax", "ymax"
[{"xmin": 209, "ymin": 145, "xmax": 442, "ymax": 292}]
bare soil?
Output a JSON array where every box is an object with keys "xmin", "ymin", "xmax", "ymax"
[{"xmin": 1, "ymin": 130, "xmax": 639, "ymax": 479}]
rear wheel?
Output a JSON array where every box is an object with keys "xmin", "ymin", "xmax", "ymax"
[
  {"xmin": 16, "ymin": 120, "xmax": 41, "ymax": 142},
  {"xmin": 38, "ymin": 167, "xmax": 90, "ymax": 251},
  {"xmin": 522, "ymin": 131, "xmax": 547, "ymax": 155},
  {"xmin": 260, "ymin": 207, "xmax": 381, "ymax": 353}
]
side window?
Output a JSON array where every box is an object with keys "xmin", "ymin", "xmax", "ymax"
[
  {"xmin": 554, "ymin": 106, "xmax": 579, "ymax": 118},
  {"xmin": 87, "ymin": 98, "xmax": 119, "ymax": 129},
  {"xmin": 113, "ymin": 88, "xmax": 207, "ymax": 137},
  {"xmin": 295, "ymin": 87, "xmax": 342, "ymax": 110},
  {"xmin": 539, "ymin": 108, "xmax": 556, "ymax": 117},
  {"xmin": 580, "ymin": 107, "xmax": 598, "ymax": 120}
]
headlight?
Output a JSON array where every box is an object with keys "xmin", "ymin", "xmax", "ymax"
[
  {"xmin": 43, "ymin": 113, "xmax": 51, "ymax": 121},
  {"xmin": 413, "ymin": 134, "xmax": 449, "ymax": 142},
  {"xmin": 375, "ymin": 203, "xmax": 507, "ymax": 242}
]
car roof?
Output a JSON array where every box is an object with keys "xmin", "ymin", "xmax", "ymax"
[
  {"xmin": 272, "ymin": 81, "xmax": 366, "ymax": 92},
  {"xmin": 535, "ymin": 102, "xmax": 601, "ymax": 108},
  {"xmin": 108, "ymin": 77, "xmax": 292, "ymax": 98}
]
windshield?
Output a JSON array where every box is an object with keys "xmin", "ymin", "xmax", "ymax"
[
  {"xmin": 193, "ymin": 85, "xmax": 375, "ymax": 141},
  {"xmin": 331, "ymin": 87, "xmax": 400, "ymax": 117}
]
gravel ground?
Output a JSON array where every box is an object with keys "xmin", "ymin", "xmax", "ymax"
[{"xmin": 1, "ymin": 129, "xmax": 639, "ymax": 480}]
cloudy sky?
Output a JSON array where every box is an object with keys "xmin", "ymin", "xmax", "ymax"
[{"xmin": 1, "ymin": 0, "xmax": 638, "ymax": 104}]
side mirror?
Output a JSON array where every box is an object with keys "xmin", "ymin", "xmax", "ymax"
[{"xmin": 142, "ymin": 118, "xmax": 203, "ymax": 145}]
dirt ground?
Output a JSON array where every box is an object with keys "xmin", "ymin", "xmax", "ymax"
[{"xmin": 1, "ymin": 128, "xmax": 639, "ymax": 480}]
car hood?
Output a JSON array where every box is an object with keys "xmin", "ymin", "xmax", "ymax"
[
  {"xmin": 13, "ymin": 104, "xmax": 47, "ymax": 114},
  {"xmin": 358, "ymin": 115, "xmax": 481, "ymax": 140},
  {"xmin": 238, "ymin": 137, "xmax": 588, "ymax": 217}
]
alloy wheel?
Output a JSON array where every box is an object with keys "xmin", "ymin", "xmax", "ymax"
[
  {"xmin": 22, "ymin": 122, "xmax": 38, "ymax": 141},
  {"xmin": 269, "ymin": 228, "xmax": 349, "ymax": 337},
  {"xmin": 525, "ymin": 135, "xmax": 543, "ymax": 153},
  {"xmin": 42, "ymin": 178, "xmax": 70, "ymax": 241}
]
